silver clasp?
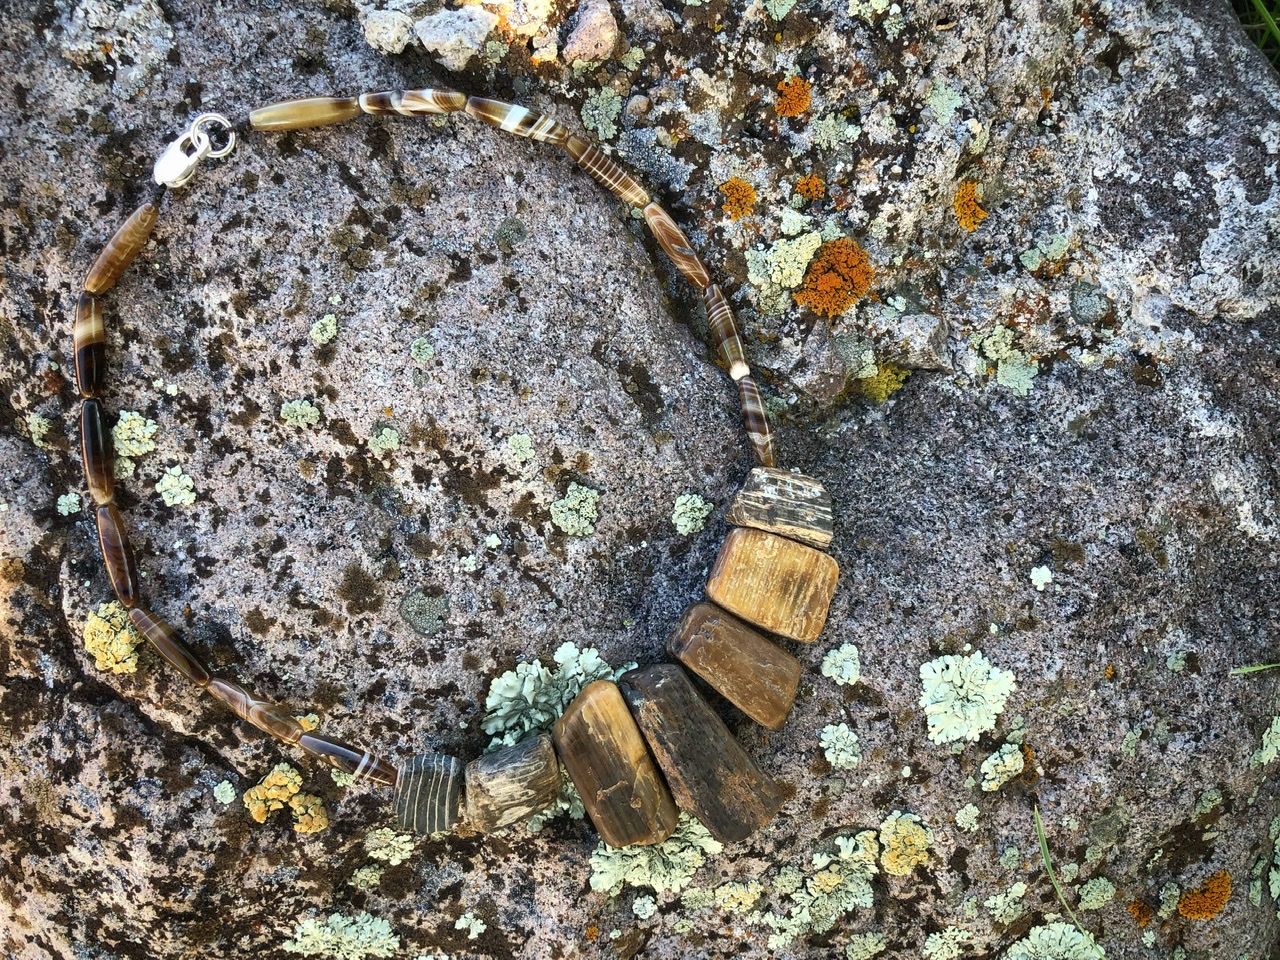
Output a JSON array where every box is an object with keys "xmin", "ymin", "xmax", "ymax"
[{"xmin": 153, "ymin": 112, "xmax": 237, "ymax": 189}]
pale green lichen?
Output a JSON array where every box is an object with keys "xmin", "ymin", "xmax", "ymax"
[
  {"xmin": 409, "ymin": 337, "xmax": 435, "ymax": 364},
  {"xmin": 280, "ymin": 399, "xmax": 321, "ymax": 428},
  {"xmin": 619, "ymin": 46, "xmax": 644, "ymax": 70},
  {"xmin": 671, "ymin": 493, "xmax": 713, "ymax": 535},
  {"xmin": 821, "ymin": 643, "xmax": 861, "ymax": 685},
  {"xmin": 976, "ymin": 326, "xmax": 1039, "ymax": 396},
  {"xmin": 1251, "ymin": 716, "xmax": 1280, "ymax": 767},
  {"xmin": 363, "ymin": 827, "xmax": 414, "ymax": 866},
  {"xmin": 283, "ymin": 912, "xmax": 398, "ymax": 960},
  {"xmin": 986, "ymin": 881, "xmax": 1028, "ymax": 924},
  {"xmin": 330, "ymin": 768, "xmax": 356, "ymax": 788},
  {"xmin": 1166, "ymin": 650, "xmax": 1189, "ymax": 673},
  {"xmin": 779, "ymin": 206, "xmax": 813, "ymax": 236},
  {"xmin": 454, "ymin": 913, "xmax": 486, "ymax": 939},
  {"xmin": 368, "ymin": 426, "xmax": 400, "ymax": 457},
  {"xmin": 26, "ymin": 413, "xmax": 52, "ymax": 449},
  {"xmin": 878, "ymin": 811, "xmax": 932, "ymax": 876},
  {"xmin": 550, "ymin": 482, "xmax": 601, "ymax": 537},
  {"xmin": 1005, "ymin": 922, "xmax": 1106, "ymax": 960},
  {"xmin": 1000, "ymin": 845, "xmax": 1023, "ymax": 869},
  {"xmin": 714, "ymin": 881, "xmax": 763, "ymax": 914},
  {"xmin": 113, "ymin": 410, "xmax": 158, "ymax": 458},
  {"xmin": 955, "ymin": 803, "xmax": 980, "ymax": 832},
  {"xmin": 631, "ymin": 895, "xmax": 657, "ymax": 919},
  {"xmin": 581, "ymin": 87, "xmax": 623, "ymax": 141},
  {"xmin": 155, "ymin": 465, "xmax": 196, "ymax": 507},
  {"xmin": 812, "ymin": 114, "xmax": 859, "ymax": 151},
  {"xmin": 753, "ymin": 832, "xmax": 879, "ymax": 949},
  {"xmin": 744, "ymin": 230, "xmax": 823, "ymax": 314},
  {"xmin": 83, "ymin": 601, "xmax": 141, "ymax": 674},
  {"xmin": 310, "ymin": 313, "xmax": 338, "ymax": 346},
  {"xmin": 57, "ymin": 492, "xmax": 82, "ymax": 516},
  {"xmin": 506, "ymin": 433, "xmax": 536, "ymax": 464},
  {"xmin": 526, "ymin": 770, "xmax": 585, "ymax": 832},
  {"xmin": 213, "ymin": 780, "xmax": 236, "ymax": 805},
  {"xmin": 981, "ymin": 742, "xmax": 1025, "ymax": 791},
  {"xmin": 845, "ymin": 932, "xmax": 887, "ymax": 960},
  {"xmin": 923, "ymin": 927, "xmax": 969, "ymax": 960},
  {"xmin": 349, "ymin": 865, "xmax": 383, "ymax": 891},
  {"xmin": 1077, "ymin": 876, "xmax": 1116, "ymax": 910},
  {"xmin": 927, "ymin": 82, "xmax": 963, "ymax": 125},
  {"xmin": 763, "ymin": 0, "xmax": 798, "ymax": 18},
  {"xmin": 589, "ymin": 813, "xmax": 722, "ymax": 895},
  {"xmin": 1030, "ymin": 565, "xmax": 1053, "ymax": 591},
  {"xmin": 1020, "ymin": 233, "xmax": 1071, "ymax": 270},
  {"xmin": 919, "ymin": 650, "xmax": 1017, "ymax": 744},
  {"xmin": 1192, "ymin": 786, "xmax": 1222, "ymax": 817},
  {"xmin": 1158, "ymin": 881, "xmax": 1181, "ymax": 919},
  {"xmin": 819, "ymin": 723, "xmax": 862, "ymax": 769}
]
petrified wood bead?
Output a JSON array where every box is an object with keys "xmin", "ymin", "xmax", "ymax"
[
  {"xmin": 80, "ymin": 399, "xmax": 114, "ymax": 506},
  {"xmin": 736, "ymin": 375, "xmax": 776, "ymax": 468},
  {"xmin": 726, "ymin": 467, "xmax": 834, "ymax": 550},
  {"xmin": 703, "ymin": 284, "xmax": 750, "ymax": 381},
  {"xmin": 465, "ymin": 734, "xmax": 561, "ymax": 831},
  {"xmin": 553, "ymin": 679, "xmax": 677, "ymax": 847},
  {"xmin": 84, "ymin": 201, "xmax": 158, "ymax": 295},
  {"xmin": 706, "ymin": 527, "xmax": 839, "ymax": 643},
  {"xmin": 358, "ymin": 88, "xmax": 467, "ymax": 116},
  {"xmin": 249, "ymin": 96, "xmax": 362, "ymax": 131},
  {"xmin": 206, "ymin": 677, "xmax": 306, "ymax": 744},
  {"xmin": 73, "ymin": 293, "xmax": 106, "ymax": 398},
  {"xmin": 564, "ymin": 135, "xmax": 651, "ymax": 209},
  {"xmin": 96, "ymin": 504, "xmax": 139, "ymax": 608},
  {"xmin": 297, "ymin": 733, "xmax": 397, "ymax": 786},
  {"xmin": 667, "ymin": 603, "xmax": 800, "ymax": 730},
  {"xmin": 395, "ymin": 753, "xmax": 464, "ymax": 834},
  {"xmin": 465, "ymin": 96, "xmax": 570, "ymax": 145},
  {"xmin": 618, "ymin": 664, "xmax": 785, "ymax": 843},
  {"xmin": 642, "ymin": 202, "xmax": 710, "ymax": 289},
  {"xmin": 127, "ymin": 606, "xmax": 211, "ymax": 687}
]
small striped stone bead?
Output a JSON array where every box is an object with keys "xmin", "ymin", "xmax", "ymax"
[
  {"xmin": 465, "ymin": 96, "xmax": 571, "ymax": 145},
  {"xmin": 73, "ymin": 293, "xmax": 106, "ymax": 398},
  {"xmin": 297, "ymin": 733, "xmax": 397, "ymax": 786},
  {"xmin": 642, "ymin": 203, "xmax": 710, "ymax": 289},
  {"xmin": 80, "ymin": 399, "xmax": 114, "ymax": 506},
  {"xmin": 358, "ymin": 88, "xmax": 467, "ymax": 116},
  {"xmin": 736, "ymin": 375, "xmax": 776, "ymax": 467},
  {"xmin": 96, "ymin": 503, "xmax": 139, "ymax": 608},
  {"xmin": 704, "ymin": 284, "xmax": 750, "ymax": 381},
  {"xmin": 465, "ymin": 734, "xmax": 561, "ymax": 832},
  {"xmin": 564, "ymin": 135, "xmax": 651, "ymax": 209},
  {"xmin": 84, "ymin": 202, "xmax": 158, "ymax": 295},
  {"xmin": 726, "ymin": 467, "xmax": 834, "ymax": 550},
  {"xmin": 395, "ymin": 753, "xmax": 464, "ymax": 835},
  {"xmin": 127, "ymin": 606, "xmax": 212, "ymax": 687},
  {"xmin": 249, "ymin": 96, "xmax": 362, "ymax": 131},
  {"xmin": 206, "ymin": 677, "xmax": 307, "ymax": 745}
]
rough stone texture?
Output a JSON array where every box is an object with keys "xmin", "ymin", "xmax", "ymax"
[{"xmin": 2, "ymin": 0, "xmax": 1280, "ymax": 958}]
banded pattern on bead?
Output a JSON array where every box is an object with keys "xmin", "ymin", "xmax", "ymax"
[
  {"xmin": 703, "ymin": 284, "xmax": 750, "ymax": 381},
  {"xmin": 74, "ymin": 293, "xmax": 106, "ymax": 398},
  {"xmin": 96, "ymin": 504, "xmax": 139, "ymax": 607},
  {"xmin": 127, "ymin": 607, "xmax": 212, "ymax": 687},
  {"xmin": 564, "ymin": 136, "xmax": 650, "ymax": 209},
  {"xmin": 736, "ymin": 376, "xmax": 776, "ymax": 467},
  {"xmin": 643, "ymin": 203, "xmax": 711, "ymax": 288},
  {"xmin": 206, "ymin": 678, "xmax": 306, "ymax": 744},
  {"xmin": 358, "ymin": 88, "xmax": 467, "ymax": 116},
  {"xmin": 84, "ymin": 202, "xmax": 158, "ymax": 295},
  {"xmin": 395, "ymin": 753, "xmax": 464, "ymax": 834},
  {"xmin": 298, "ymin": 733, "xmax": 397, "ymax": 786},
  {"xmin": 249, "ymin": 96, "xmax": 362, "ymax": 131},
  {"xmin": 465, "ymin": 96, "xmax": 571, "ymax": 145},
  {"xmin": 81, "ymin": 399, "xmax": 114, "ymax": 506}
]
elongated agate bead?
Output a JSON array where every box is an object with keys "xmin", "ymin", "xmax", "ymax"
[
  {"xmin": 703, "ymin": 284, "xmax": 750, "ymax": 381},
  {"xmin": 297, "ymin": 732, "xmax": 397, "ymax": 786},
  {"xmin": 127, "ymin": 606, "xmax": 212, "ymax": 687},
  {"xmin": 465, "ymin": 96, "xmax": 571, "ymax": 145},
  {"xmin": 249, "ymin": 96, "xmax": 362, "ymax": 131},
  {"xmin": 84, "ymin": 202, "xmax": 158, "ymax": 295},
  {"xmin": 564, "ymin": 136, "xmax": 651, "ymax": 209},
  {"xmin": 642, "ymin": 203, "xmax": 710, "ymax": 289},
  {"xmin": 395, "ymin": 753, "xmax": 464, "ymax": 834},
  {"xmin": 736, "ymin": 375, "xmax": 776, "ymax": 467},
  {"xmin": 80, "ymin": 399, "xmax": 114, "ymax": 505},
  {"xmin": 358, "ymin": 88, "xmax": 467, "ymax": 116},
  {"xmin": 73, "ymin": 293, "xmax": 106, "ymax": 398},
  {"xmin": 206, "ymin": 677, "xmax": 306, "ymax": 744},
  {"xmin": 96, "ymin": 503, "xmax": 139, "ymax": 607}
]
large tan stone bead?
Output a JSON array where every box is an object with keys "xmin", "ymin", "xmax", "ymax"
[
  {"xmin": 726, "ymin": 467, "xmax": 834, "ymax": 549},
  {"xmin": 667, "ymin": 602, "xmax": 801, "ymax": 730},
  {"xmin": 705, "ymin": 527, "xmax": 839, "ymax": 643},
  {"xmin": 552, "ymin": 680, "xmax": 678, "ymax": 847},
  {"xmin": 465, "ymin": 734, "xmax": 561, "ymax": 832}
]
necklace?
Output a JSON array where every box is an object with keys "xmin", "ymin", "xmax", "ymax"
[{"xmin": 75, "ymin": 88, "xmax": 840, "ymax": 847}]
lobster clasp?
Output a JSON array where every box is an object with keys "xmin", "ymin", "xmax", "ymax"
[{"xmin": 153, "ymin": 113, "xmax": 237, "ymax": 189}]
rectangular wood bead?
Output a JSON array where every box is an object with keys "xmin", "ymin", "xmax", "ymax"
[
  {"xmin": 127, "ymin": 606, "xmax": 211, "ymax": 687},
  {"xmin": 84, "ymin": 202, "xmax": 158, "ymax": 295},
  {"xmin": 395, "ymin": 753, "xmax": 464, "ymax": 835},
  {"xmin": 249, "ymin": 96, "xmax": 362, "ymax": 131},
  {"xmin": 618, "ymin": 664, "xmax": 785, "ymax": 843},
  {"xmin": 706, "ymin": 527, "xmax": 838, "ymax": 643},
  {"xmin": 465, "ymin": 734, "xmax": 561, "ymax": 831},
  {"xmin": 667, "ymin": 602, "xmax": 800, "ymax": 730},
  {"xmin": 726, "ymin": 467, "xmax": 834, "ymax": 549},
  {"xmin": 553, "ymin": 679, "xmax": 677, "ymax": 847}
]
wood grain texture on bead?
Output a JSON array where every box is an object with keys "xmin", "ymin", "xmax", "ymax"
[
  {"xmin": 206, "ymin": 678, "xmax": 306, "ymax": 744},
  {"xmin": 736, "ymin": 375, "xmax": 776, "ymax": 467},
  {"xmin": 73, "ymin": 293, "xmax": 105, "ymax": 398},
  {"xmin": 465, "ymin": 734, "xmax": 561, "ymax": 831},
  {"xmin": 726, "ymin": 467, "xmax": 834, "ymax": 549},
  {"xmin": 706, "ymin": 527, "xmax": 838, "ymax": 643},
  {"xmin": 127, "ymin": 607, "xmax": 211, "ymax": 687},
  {"xmin": 564, "ymin": 136, "xmax": 651, "ymax": 209},
  {"xmin": 395, "ymin": 753, "xmax": 464, "ymax": 834},
  {"xmin": 358, "ymin": 88, "xmax": 467, "ymax": 116},
  {"xmin": 84, "ymin": 202, "xmax": 158, "ymax": 295},
  {"xmin": 703, "ymin": 284, "xmax": 750, "ymax": 381},
  {"xmin": 249, "ymin": 96, "xmax": 362, "ymax": 131},
  {"xmin": 667, "ymin": 602, "xmax": 800, "ymax": 730},
  {"xmin": 465, "ymin": 96, "xmax": 570, "ymax": 145},
  {"xmin": 642, "ymin": 203, "xmax": 710, "ymax": 288},
  {"xmin": 80, "ymin": 399, "xmax": 114, "ymax": 506},
  {"xmin": 95, "ymin": 503, "xmax": 138, "ymax": 608},
  {"xmin": 618, "ymin": 664, "xmax": 785, "ymax": 843},
  {"xmin": 553, "ymin": 679, "xmax": 677, "ymax": 847}
]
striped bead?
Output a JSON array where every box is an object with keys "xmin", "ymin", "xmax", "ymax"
[
  {"xmin": 80, "ymin": 399, "xmax": 114, "ymax": 506},
  {"xmin": 394, "ymin": 753, "xmax": 464, "ymax": 835},
  {"xmin": 297, "ymin": 733, "xmax": 397, "ymax": 786},
  {"xmin": 642, "ymin": 203, "xmax": 710, "ymax": 289},
  {"xmin": 358, "ymin": 88, "xmax": 467, "ymax": 116},
  {"xmin": 565, "ymin": 135, "xmax": 650, "ymax": 209},
  {"xmin": 127, "ymin": 606, "xmax": 211, "ymax": 687},
  {"xmin": 206, "ymin": 678, "xmax": 305, "ymax": 745},
  {"xmin": 84, "ymin": 202, "xmax": 158, "ymax": 295},
  {"xmin": 73, "ymin": 293, "xmax": 106, "ymax": 398},
  {"xmin": 703, "ymin": 284, "xmax": 750, "ymax": 381},
  {"xmin": 736, "ymin": 375, "xmax": 776, "ymax": 467},
  {"xmin": 96, "ymin": 503, "xmax": 139, "ymax": 607},
  {"xmin": 465, "ymin": 96, "xmax": 570, "ymax": 145},
  {"xmin": 249, "ymin": 96, "xmax": 362, "ymax": 131}
]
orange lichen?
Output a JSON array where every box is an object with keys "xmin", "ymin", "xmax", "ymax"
[
  {"xmin": 1177, "ymin": 870, "xmax": 1231, "ymax": 921},
  {"xmin": 953, "ymin": 179, "xmax": 988, "ymax": 232},
  {"xmin": 1104, "ymin": 663, "xmax": 1116, "ymax": 681},
  {"xmin": 1126, "ymin": 900, "xmax": 1154, "ymax": 928},
  {"xmin": 719, "ymin": 177, "xmax": 757, "ymax": 220},
  {"xmin": 795, "ymin": 174, "xmax": 826, "ymax": 200},
  {"xmin": 793, "ymin": 237, "xmax": 875, "ymax": 317},
  {"xmin": 775, "ymin": 76, "xmax": 812, "ymax": 118}
]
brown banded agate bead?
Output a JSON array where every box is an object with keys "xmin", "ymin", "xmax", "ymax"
[
  {"xmin": 736, "ymin": 375, "xmax": 776, "ymax": 467},
  {"xmin": 703, "ymin": 284, "xmax": 750, "ymax": 381},
  {"xmin": 73, "ymin": 293, "xmax": 106, "ymax": 398},
  {"xmin": 642, "ymin": 203, "xmax": 710, "ymax": 289},
  {"xmin": 706, "ymin": 527, "xmax": 838, "ymax": 643},
  {"xmin": 297, "ymin": 733, "xmax": 397, "ymax": 786},
  {"xmin": 395, "ymin": 753, "xmax": 464, "ymax": 834},
  {"xmin": 667, "ymin": 603, "xmax": 800, "ymax": 730},
  {"xmin": 564, "ymin": 136, "xmax": 651, "ymax": 209},
  {"xmin": 464, "ymin": 734, "xmax": 561, "ymax": 832},
  {"xmin": 553, "ymin": 679, "xmax": 677, "ymax": 847},
  {"xmin": 619, "ymin": 664, "xmax": 785, "ymax": 843},
  {"xmin": 465, "ymin": 96, "xmax": 570, "ymax": 145},
  {"xmin": 249, "ymin": 96, "xmax": 362, "ymax": 131},
  {"xmin": 358, "ymin": 88, "xmax": 467, "ymax": 116},
  {"xmin": 127, "ymin": 606, "xmax": 211, "ymax": 687},
  {"xmin": 726, "ymin": 467, "xmax": 834, "ymax": 550},
  {"xmin": 206, "ymin": 678, "xmax": 305, "ymax": 745},
  {"xmin": 96, "ymin": 503, "xmax": 139, "ymax": 607},
  {"xmin": 84, "ymin": 201, "xmax": 158, "ymax": 295},
  {"xmin": 80, "ymin": 399, "xmax": 114, "ymax": 506}
]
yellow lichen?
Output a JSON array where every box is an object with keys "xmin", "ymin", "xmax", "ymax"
[
  {"xmin": 296, "ymin": 713, "xmax": 320, "ymax": 732},
  {"xmin": 793, "ymin": 237, "xmax": 875, "ymax": 317},
  {"xmin": 775, "ymin": 75, "xmax": 812, "ymax": 118},
  {"xmin": 243, "ymin": 762, "xmax": 303, "ymax": 823},
  {"xmin": 289, "ymin": 792, "xmax": 330, "ymax": 833},
  {"xmin": 795, "ymin": 174, "xmax": 825, "ymax": 200},
  {"xmin": 879, "ymin": 811, "xmax": 932, "ymax": 876},
  {"xmin": 83, "ymin": 601, "xmax": 141, "ymax": 674},
  {"xmin": 1176, "ymin": 870, "xmax": 1231, "ymax": 921},
  {"xmin": 953, "ymin": 180, "xmax": 988, "ymax": 232},
  {"xmin": 719, "ymin": 177, "xmax": 757, "ymax": 220}
]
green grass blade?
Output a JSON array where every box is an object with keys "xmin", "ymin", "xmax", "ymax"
[
  {"xmin": 1230, "ymin": 662, "xmax": 1280, "ymax": 676},
  {"xmin": 1248, "ymin": 0, "xmax": 1280, "ymax": 52},
  {"xmin": 1034, "ymin": 805, "xmax": 1083, "ymax": 931}
]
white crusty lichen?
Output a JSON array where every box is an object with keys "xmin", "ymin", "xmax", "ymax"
[
  {"xmin": 878, "ymin": 811, "xmax": 932, "ymax": 876},
  {"xmin": 581, "ymin": 87, "xmax": 623, "ymax": 140},
  {"xmin": 845, "ymin": 932, "xmax": 887, "ymax": 960},
  {"xmin": 1251, "ymin": 716, "xmax": 1280, "ymax": 767},
  {"xmin": 1077, "ymin": 876, "xmax": 1116, "ymax": 910},
  {"xmin": 155, "ymin": 465, "xmax": 196, "ymax": 507},
  {"xmin": 744, "ymin": 231, "xmax": 823, "ymax": 314},
  {"xmin": 671, "ymin": 493, "xmax": 713, "ymax": 535},
  {"xmin": 454, "ymin": 913, "xmax": 486, "ymax": 939},
  {"xmin": 819, "ymin": 723, "xmax": 862, "ymax": 769},
  {"xmin": 986, "ymin": 881, "xmax": 1028, "ymax": 924},
  {"xmin": 589, "ymin": 813, "xmax": 722, "ymax": 895},
  {"xmin": 57, "ymin": 492, "xmax": 82, "ymax": 515},
  {"xmin": 550, "ymin": 482, "xmax": 601, "ymax": 537},
  {"xmin": 506, "ymin": 433, "xmax": 536, "ymax": 465},
  {"xmin": 368, "ymin": 426, "xmax": 400, "ymax": 457},
  {"xmin": 981, "ymin": 742, "xmax": 1026, "ymax": 791},
  {"xmin": 975, "ymin": 326, "xmax": 1039, "ymax": 396},
  {"xmin": 631, "ymin": 895, "xmax": 657, "ymax": 919},
  {"xmin": 282, "ymin": 912, "xmax": 399, "ymax": 959},
  {"xmin": 363, "ymin": 827, "xmax": 414, "ymax": 866},
  {"xmin": 213, "ymin": 780, "xmax": 236, "ymax": 805},
  {"xmin": 955, "ymin": 803, "xmax": 980, "ymax": 832},
  {"xmin": 1005, "ymin": 922, "xmax": 1105, "ymax": 960},
  {"xmin": 919, "ymin": 650, "xmax": 1017, "ymax": 744},
  {"xmin": 821, "ymin": 643, "xmax": 861, "ymax": 685},
  {"xmin": 113, "ymin": 410, "xmax": 158, "ymax": 458},
  {"xmin": 752, "ymin": 832, "xmax": 879, "ymax": 949},
  {"xmin": 280, "ymin": 399, "xmax": 321, "ymax": 428},
  {"xmin": 83, "ymin": 601, "xmax": 141, "ymax": 674},
  {"xmin": 1030, "ymin": 565, "xmax": 1053, "ymax": 591},
  {"xmin": 310, "ymin": 313, "xmax": 338, "ymax": 346},
  {"xmin": 923, "ymin": 927, "xmax": 970, "ymax": 960}
]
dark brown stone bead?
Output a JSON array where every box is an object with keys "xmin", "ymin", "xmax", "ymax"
[
  {"xmin": 206, "ymin": 677, "xmax": 305, "ymax": 745},
  {"xmin": 725, "ymin": 466, "xmax": 834, "ymax": 550},
  {"xmin": 395, "ymin": 753, "xmax": 464, "ymax": 834},
  {"xmin": 249, "ymin": 96, "xmax": 362, "ymax": 131},
  {"xmin": 297, "ymin": 733, "xmax": 397, "ymax": 786},
  {"xmin": 127, "ymin": 606, "xmax": 211, "ymax": 687},
  {"xmin": 618, "ymin": 664, "xmax": 785, "ymax": 843},
  {"xmin": 80, "ymin": 399, "xmax": 114, "ymax": 506},
  {"xmin": 553, "ymin": 679, "xmax": 678, "ymax": 847},
  {"xmin": 84, "ymin": 202, "xmax": 158, "ymax": 295},
  {"xmin": 465, "ymin": 734, "xmax": 561, "ymax": 831},
  {"xmin": 73, "ymin": 293, "xmax": 106, "ymax": 398},
  {"xmin": 667, "ymin": 602, "xmax": 800, "ymax": 730},
  {"xmin": 95, "ymin": 503, "xmax": 138, "ymax": 608}
]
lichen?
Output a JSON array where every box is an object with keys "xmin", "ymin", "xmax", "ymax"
[
  {"xmin": 1177, "ymin": 869, "xmax": 1231, "ymax": 920},
  {"xmin": 213, "ymin": 780, "xmax": 236, "ymax": 805},
  {"xmin": 719, "ymin": 177, "xmax": 757, "ymax": 220},
  {"xmin": 309, "ymin": 313, "xmax": 338, "ymax": 346},
  {"xmin": 856, "ymin": 362, "xmax": 910, "ymax": 404},
  {"xmin": 763, "ymin": 0, "xmax": 799, "ymax": 19},
  {"xmin": 714, "ymin": 881, "xmax": 763, "ymax": 914},
  {"xmin": 812, "ymin": 114, "xmax": 858, "ymax": 151},
  {"xmin": 927, "ymin": 82, "xmax": 963, "ymax": 125},
  {"xmin": 1251, "ymin": 715, "xmax": 1280, "ymax": 766},
  {"xmin": 753, "ymin": 832, "xmax": 879, "ymax": 949},
  {"xmin": 1006, "ymin": 923, "xmax": 1106, "ymax": 960},
  {"xmin": 243, "ymin": 763, "xmax": 303, "ymax": 823},
  {"xmin": 981, "ymin": 743, "xmax": 1025, "ymax": 791},
  {"xmin": 1126, "ymin": 899, "xmax": 1154, "ymax": 928},
  {"xmin": 330, "ymin": 769, "xmax": 355, "ymax": 788},
  {"xmin": 986, "ymin": 881, "xmax": 1028, "ymax": 924},
  {"xmin": 112, "ymin": 410, "xmax": 158, "ymax": 458},
  {"xmin": 506, "ymin": 433, "xmax": 536, "ymax": 464},
  {"xmin": 550, "ymin": 482, "xmax": 601, "ymax": 537},
  {"xmin": 364, "ymin": 827, "xmax": 415, "ymax": 866},
  {"xmin": 368, "ymin": 426, "xmax": 400, "ymax": 457},
  {"xmin": 845, "ymin": 932, "xmax": 887, "ymax": 960},
  {"xmin": 155, "ymin": 465, "xmax": 196, "ymax": 507},
  {"xmin": 953, "ymin": 179, "xmax": 988, "ymax": 232},
  {"xmin": 745, "ymin": 230, "xmax": 823, "ymax": 313},
  {"xmin": 775, "ymin": 75, "xmax": 812, "ymax": 117},
  {"xmin": 795, "ymin": 174, "xmax": 825, "ymax": 200},
  {"xmin": 581, "ymin": 87, "xmax": 622, "ymax": 140},
  {"xmin": 631, "ymin": 894, "xmax": 657, "ymax": 919},
  {"xmin": 793, "ymin": 237, "xmax": 875, "ymax": 317},
  {"xmin": 878, "ymin": 811, "xmax": 932, "ymax": 876},
  {"xmin": 349, "ymin": 865, "xmax": 382, "ymax": 891},
  {"xmin": 955, "ymin": 803, "xmax": 980, "ymax": 832},
  {"xmin": 1078, "ymin": 876, "xmax": 1116, "ymax": 910},
  {"xmin": 821, "ymin": 643, "xmax": 861, "ymax": 685},
  {"xmin": 923, "ymin": 927, "xmax": 969, "ymax": 960},
  {"xmin": 283, "ymin": 912, "xmax": 398, "ymax": 959},
  {"xmin": 26, "ymin": 413, "xmax": 51, "ymax": 449},
  {"xmin": 57, "ymin": 492, "xmax": 82, "ymax": 515},
  {"xmin": 589, "ymin": 814, "xmax": 722, "ymax": 895},
  {"xmin": 819, "ymin": 723, "xmax": 862, "ymax": 768},
  {"xmin": 399, "ymin": 590, "xmax": 448, "ymax": 638},
  {"xmin": 1030, "ymin": 565, "xmax": 1053, "ymax": 591},
  {"xmin": 289, "ymin": 793, "xmax": 329, "ymax": 834},
  {"xmin": 280, "ymin": 399, "xmax": 321, "ymax": 427},
  {"xmin": 454, "ymin": 913, "xmax": 486, "ymax": 939},
  {"xmin": 83, "ymin": 601, "xmax": 141, "ymax": 674},
  {"xmin": 671, "ymin": 493, "xmax": 713, "ymax": 535},
  {"xmin": 920, "ymin": 650, "xmax": 1017, "ymax": 744}
]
